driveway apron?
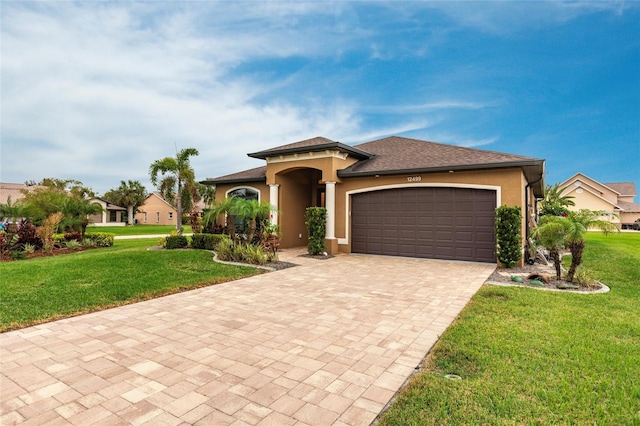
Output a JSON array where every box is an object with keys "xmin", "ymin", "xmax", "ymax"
[{"xmin": 1, "ymin": 249, "xmax": 495, "ymax": 425}]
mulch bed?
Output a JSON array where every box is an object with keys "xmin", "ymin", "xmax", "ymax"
[{"xmin": 487, "ymin": 262, "xmax": 605, "ymax": 293}]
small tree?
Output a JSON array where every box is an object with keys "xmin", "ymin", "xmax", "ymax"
[
  {"xmin": 305, "ymin": 207, "xmax": 326, "ymax": 255},
  {"xmin": 495, "ymin": 206, "xmax": 522, "ymax": 268},
  {"xmin": 103, "ymin": 180, "xmax": 147, "ymax": 225}
]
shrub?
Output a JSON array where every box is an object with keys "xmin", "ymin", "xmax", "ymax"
[
  {"xmin": 215, "ymin": 238, "xmax": 234, "ymax": 261},
  {"xmin": 84, "ymin": 232, "xmax": 115, "ymax": 247},
  {"xmin": 22, "ymin": 243, "xmax": 36, "ymax": 254},
  {"xmin": 305, "ymin": 207, "xmax": 326, "ymax": 255},
  {"xmin": 37, "ymin": 212, "xmax": 63, "ymax": 254},
  {"xmin": 17, "ymin": 219, "xmax": 41, "ymax": 248},
  {"xmin": 0, "ymin": 232, "xmax": 20, "ymax": 257},
  {"xmin": 63, "ymin": 231, "xmax": 82, "ymax": 241},
  {"xmin": 64, "ymin": 240, "xmax": 81, "ymax": 249},
  {"xmin": 191, "ymin": 233, "xmax": 230, "ymax": 250},
  {"xmin": 10, "ymin": 250, "xmax": 26, "ymax": 260},
  {"xmin": 165, "ymin": 235, "xmax": 188, "ymax": 249},
  {"xmin": 574, "ymin": 265, "xmax": 599, "ymax": 289},
  {"xmin": 237, "ymin": 244, "xmax": 267, "ymax": 265},
  {"xmin": 495, "ymin": 206, "xmax": 522, "ymax": 268}
]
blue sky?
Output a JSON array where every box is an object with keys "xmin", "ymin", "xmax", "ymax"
[{"xmin": 1, "ymin": 1, "xmax": 639, "ymax": 197}]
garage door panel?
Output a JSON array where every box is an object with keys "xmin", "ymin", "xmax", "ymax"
[{"xmin": 352, "ymin": 187, "xmax": 496, "ymax": 262}]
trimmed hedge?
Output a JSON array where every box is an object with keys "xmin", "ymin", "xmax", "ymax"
[
  {"xmin": 305, "ymin": 207, "xmax": 326, "ymax": 255},
  {"xmin": 191, "ymin": 233, "xmax": 230, "ymax": 250},
  {"xmin": 495, "ymin": 205, "xmax": 522, "ymax": 268},
  {"xmin": 165, "ymin": 235, "xmax": 188, "ymax": 249},
  {"xmin": 84, "ymin": 232, "xmax": 115, "ymax": 247}
]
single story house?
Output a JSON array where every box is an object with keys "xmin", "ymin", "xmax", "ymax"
[
  {"xmin": 202, "ymin": 136, "xmax": 545, "ymax": 264},
  {"xmin": 134, "ymin": 192, "xmax": 178, "ymax": 226},
  {"xmin": 0, "ymin": 182, "xmax": 41, "ymax": 205},
  {"xmin": 87, "ymin": 197, "xmax": 126, "ymax": 226},
  {"xmin": 558, "ymin": 173, "xmax": 640, "ymax": 228}
]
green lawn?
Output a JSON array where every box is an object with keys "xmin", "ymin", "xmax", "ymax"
[
  {"xmin": 0, "ymin": 238, "xmax": 257, "ymax": 331},
  {"xmin": 88, "ymin": 224, "xmax": 192, "ymax": 236},
  {"xmin": 379, "ymin": 232, "xmax": 640, "ymax": 425}
]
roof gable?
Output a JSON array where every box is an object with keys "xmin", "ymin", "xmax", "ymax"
[
  {"xmin": 248, "ymin": 136, "xmax": 373, "ymax": 160},
  {"xmin": 558, "ymin": 173, "xmax": 617, "ymax": 197}
]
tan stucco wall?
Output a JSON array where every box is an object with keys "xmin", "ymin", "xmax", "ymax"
[
  {"xmin": 561, "ymin": 187, "xmax": 620, "ymax": 224},
  {"xmin": 135, "ymin": 195, "xmax": 177, "ymax": 226},
  {"xmin": 212, "ymin": 165, "xmax": 532, "ymax": 262},
  {"xmin": 265, "ymin": 155, "xmax": 359, "ymax": 184},
  {"xmin": 620, "ymin": 211, "xmax": 640, "ymax": 224}
]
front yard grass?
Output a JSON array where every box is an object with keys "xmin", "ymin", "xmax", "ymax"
[
  {"xmin": 378, "ymin": 232, "xmax": 640, "ymax": 425},
  {"xmin": 0, "ymin": 239, "xmax": 258, "ymax": 332},
  {"xmin": 88, "ymin": 224, "xmax": 192, "ymax": 236}
]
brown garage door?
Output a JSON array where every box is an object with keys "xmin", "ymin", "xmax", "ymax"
[{"xmin": 351, "ymin": 187, "xmax": 496, "ymax": 263}]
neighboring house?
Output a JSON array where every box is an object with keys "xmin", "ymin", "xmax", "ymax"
[
  {"xmin": 201, "ymin": 136, "xmax": 545, "ymax": 264},
  {"xmin": 87, "ymin": 197, "xmax": 126, "ymax": 227},
  {"xmin": 558, "ymin": 173, "xmax": 640, "ymax": 229},
  {"xmin": 0, "ymin": 182, "xmax": 41, "ymax": 205},
  {"xmin": 1, "ymin": 183, "xmax": 127, "ymax": 226},
  {"xmin": 134, "ymin": 192, "xmax": 177, "ymax": 226}
]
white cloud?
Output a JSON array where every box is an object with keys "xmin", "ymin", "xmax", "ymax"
[{"xmin": 0, "ymin": 2, "xmax": 369, "ymax": 193}]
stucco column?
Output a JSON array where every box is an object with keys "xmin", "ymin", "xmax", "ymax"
[
  {"xmin": 325, "ymin": 181, "xmax": 336, "ymax": 239},
  {"xmin": 269, "ymin": 184, "xmax": 279, "ymax": 225}
]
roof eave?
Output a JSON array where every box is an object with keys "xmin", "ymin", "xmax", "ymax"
[
  {"xmin": 248, "ymin": 142, "xmax": 373, "ymax": 160},
  {"xmin": 200, "ymin": 177, "xmax": 266, "ymax": 186}
]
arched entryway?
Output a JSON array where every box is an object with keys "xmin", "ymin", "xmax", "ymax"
[{"xmin": 274, "ymin": 167, "xmax": 326, "ymax": 248}]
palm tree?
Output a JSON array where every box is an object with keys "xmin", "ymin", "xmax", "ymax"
[
  {"xmin": 531, "ymin": 217, "xmax": 567, "ymax": 280},
  {"xmin": 103, "ymin": 180, "xmax": 147, "ymax": 225},
  {"xmin": 234, "ymin": 199, "xmax": 274, "ymax": 243},
  {"xmin": 562, "ymin": 209, "xmax": 618, "ymax": 282},
  {"xmin": 533, "ymin": 209, "xmax": 618, "ymax": 282},
  {"xmin": 539, "ymin": 183, "xmax": 575, "ymax": 217},
  {"xmin": 149, "ymin": 148, "xmax": 199, "ymax": 233},
  {"xmin": 60, "ymin": 197, "xmax": 104, "ymax": 240},
  {"xmin": 204, "ymin": 196, "xmax": 240, "ymax": 240}
]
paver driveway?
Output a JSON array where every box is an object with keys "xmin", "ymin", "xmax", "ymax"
[{"xmin": 1, "ymin": 249, "xmax": 495, "ymax": 425}]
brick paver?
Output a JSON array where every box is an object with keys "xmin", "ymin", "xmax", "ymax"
[{"xmin": 0, "ymin": 249, "xmax": 495, "ymax": 425}]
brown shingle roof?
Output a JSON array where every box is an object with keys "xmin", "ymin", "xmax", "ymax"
[
  {"xmin": 341, "ymin": 136, "xmax": 541, "ymax": 175},
  {"xmin": 617, "ymin": 201, "xmax": 640, "ymax": 213},
  {"xmin": 604, "ymin": 182, "xmax": 637, "ymax": 196},
  {"xmin": 339, "ymin": 137, "xmax": 545, "ymax": 196},
  {"xmin": 201, "ymin": 166, "xmax": 266, "ymax": 185},
  {"xmin": 248, "ymin": 136, "xmax": 372, "ymax": 160},
  {"xmin": 203, "ymin": 136, "xmax": 545, "ymax": 196}
]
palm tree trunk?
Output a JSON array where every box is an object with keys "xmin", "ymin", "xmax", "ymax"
[
  {"xmin": 127, "ymin": 205, "xmax": 134, "ymax": 225},
  {"xmin": 175, "ymin": 194, "xmax": 182, "ymax": 233},
  {"xmin": 550, "ymin": 247, "xmax": 562, "ymax": 280},
  {"xmin": 567, "ymin": 240, "xmax": 585, "ymax": 283}
]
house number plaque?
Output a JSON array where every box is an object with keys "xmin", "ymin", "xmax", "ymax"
[{"xmin": 407, "ymin": 176, "xmax": 422, "ymax": 182}]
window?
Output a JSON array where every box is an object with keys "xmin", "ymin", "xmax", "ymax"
[
  {"xmin": 156, "ymin": 212, "xmax": 160, "ymax": 223},
  {"xmin": 143, "ymin": 212, "xmax": 147, "ymax": 223},
  {"xmin": 169, "ymin": 212, "xmax": 174, "ymax": 220},
  {"xmin": 227, "ymin": 187, "xmax": 260, "ymax": 234},
  {"xmin": 109, "ymin": 210, "xmax": 117, "ymax": 222}
]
